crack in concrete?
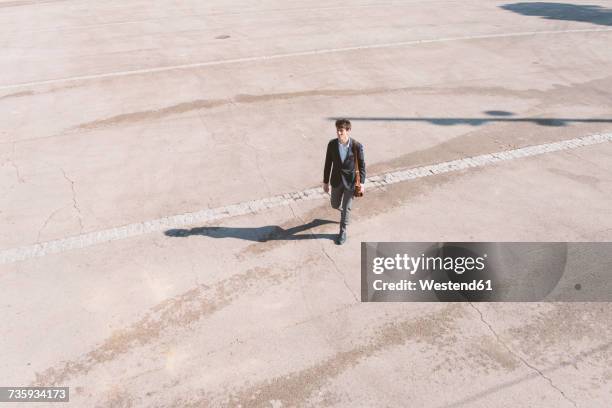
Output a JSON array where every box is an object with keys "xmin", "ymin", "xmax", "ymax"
[
  {"xmin": 61, "ymin": 168, "xmax": 84, "ymax": 233},
  {"xmin": 36, "ymin": 206, "xmax": 66, "ymax": 243},
  {"xmin": 287, "ymin": 202, "xmax": 359, "ymax": 302},
  {"xmin": 320, "ymin": 244, "xmax": 359, "ymax": 302},
  {"xmin": 8, "ymin": 160, "xmax": 24, "ymax": 183},
  {"xmin": 8, "ymin": 142, "xmax": 25, "ymax": 183},
  {"xmin": 244, "ymin": 139, "xmax": 273, "ymax": 198},
  {"xmin": 2, "ymin": 133, "xmax": 609, "ymax": 265},
  {"xmin": 469, "ymin": 303, "xmax": 578, "ymax": 408}
]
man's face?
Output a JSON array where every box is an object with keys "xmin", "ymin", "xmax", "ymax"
[{"xmin": 336, "ymin": 127, "xmax": 350, "ymax": 144}]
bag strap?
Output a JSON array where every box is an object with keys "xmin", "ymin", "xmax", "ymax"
[{"xmin": 352, "ymin": 140, "xmax": 361, "ymax": 188}]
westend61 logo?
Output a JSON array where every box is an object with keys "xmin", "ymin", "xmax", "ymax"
[{"xmin": 360, "ymin": 242, "xmax": 612, "ymax": 302}]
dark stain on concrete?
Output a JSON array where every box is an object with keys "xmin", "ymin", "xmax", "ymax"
[
  {"xmin": 468, "ymin": 336, "xmax": 521, "ymax": 371},
  {"xmin": 0, "ymin": 1, "xmax": 67, "ymax": 8},
  {"xmin": 217, "ymin": 305, "xmax": 462, "ymax": 407},
  {"xmin": 67, "ymin": 75, "xmax": 612, "ymax": 139},
  {"xmin": 0, "ymin": 90, "xmax": 35, "ymax": 100},
  {"xmin": 95, "ymin": 387, "xmax": 134, "ymax": 408},
  {"xmin": 74, "ymin": 98, "xmax": 230, "ymax": 130},
  {"xmin": 508, "ymin": 303, "xmax": 612, "ymax": 360},
  {"xmin": 547, "ymin": 168, "xmax": 603, "ymax": 189},
  {"xmin": 70, "ymin": 88, "xmax": 388, "ymax": 131},
  {"xmin": 0, "ymin": 82, "xmax": 84, "ymax": 102},
  {"xmin": 32, "ymin": 266, "xmax": 292, "ymax": 387}
]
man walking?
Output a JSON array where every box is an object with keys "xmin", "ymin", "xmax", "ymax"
[{"xmin": 323, "ymin": 119, "xmax": 366, "ymax": 245}]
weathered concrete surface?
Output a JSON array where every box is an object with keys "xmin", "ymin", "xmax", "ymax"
[{"xmin": 1, "ymin": 1, "xmax": 612, "ymax": 407}]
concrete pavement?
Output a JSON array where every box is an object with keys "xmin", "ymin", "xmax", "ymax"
[{"xmin": 1, "ymin": 1, "xmax": 612, "ymax": 407}]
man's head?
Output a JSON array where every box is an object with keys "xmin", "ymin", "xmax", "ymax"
[{"xmin": 335, "ymin": 118, "xmax": 351, "ymax": 144}]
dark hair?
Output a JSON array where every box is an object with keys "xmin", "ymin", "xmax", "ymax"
[{"xmin": 335, "ymin": 118, "xmax": 351, "ymax": 130}]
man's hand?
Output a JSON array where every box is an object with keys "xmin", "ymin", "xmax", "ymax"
[{"xmin": 323, "ymin": 183, "xmax": 329, "ymax": 193}]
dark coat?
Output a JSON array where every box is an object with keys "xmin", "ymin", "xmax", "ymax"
[{"xmin": 323, "ymin": 138, "xmax": 366, "ymax": 190}]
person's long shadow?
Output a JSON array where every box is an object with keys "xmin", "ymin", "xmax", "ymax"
[
  {"xmin": 165, "ymin": 218, "xmax": 338, "ymax": 242},
  {"xmin": 500, "ymin": 2, "xmax": 612, "ymax": 26}
]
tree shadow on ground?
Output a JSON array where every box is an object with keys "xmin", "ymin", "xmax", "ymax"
[
  {"xmin": 329, "ymin": 111, "xmax": 612, "ymax": 127},
  {"xmin": 165, "ymin": 218, "xmax": 338, "ymax": 242},
  {"xmin": 500, "ymin": 2, "xmax": 612, "ymax": 26}
]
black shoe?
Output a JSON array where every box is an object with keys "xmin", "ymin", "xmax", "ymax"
[{"xmin": 336, "ymin": 230, "xmax": 347, "ymax": 245}]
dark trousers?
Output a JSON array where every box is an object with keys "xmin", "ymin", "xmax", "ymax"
[{"xmin": 330, "ymin": 184, "xmax": 353, "ymax": 229}]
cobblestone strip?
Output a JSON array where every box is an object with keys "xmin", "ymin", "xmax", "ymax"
[{"xmin": 1, "ymin": 132, "xmax": 610, "ymax": 264}]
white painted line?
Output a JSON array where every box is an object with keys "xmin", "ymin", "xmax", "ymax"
[
  {"xmin": 2, "ymin": 27, "xmax": 612, "ymax": 91},
  {"xmin": 0, "ymin": 2, "xmax": 443, "ymax": 34},
  {"xmin": 1, "ymin": 132, "xmax": 610, "ymax": 265}
]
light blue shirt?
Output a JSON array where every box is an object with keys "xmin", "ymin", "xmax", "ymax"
[
  {"xmin": 338, "ymin": 138, "xmax": 351, "ymax": 162},
  {"xmin": 338, "ymin": 138, "xmax": 365, "ymax": 184}
]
